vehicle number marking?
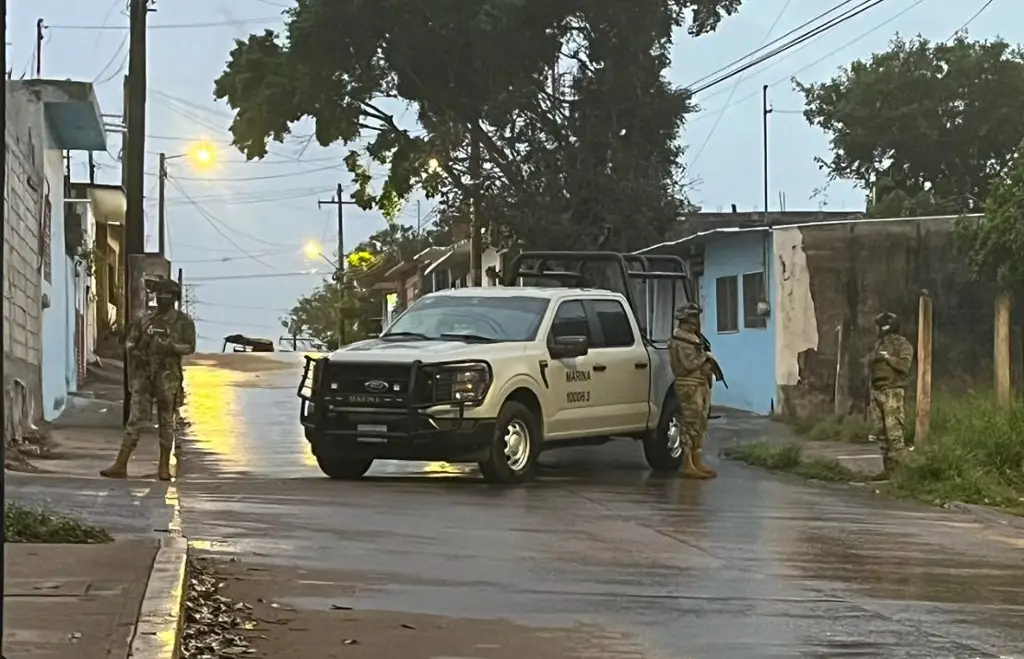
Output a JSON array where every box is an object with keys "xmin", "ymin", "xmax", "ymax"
[
  {"xmin": 357, "ymin": 424, "xmax": 388, "ymax": 434},
  {"xmin": 566, "ymin": 390, "xmax": 590, "ymax": 403}
]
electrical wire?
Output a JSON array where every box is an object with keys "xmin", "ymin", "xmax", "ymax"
[
  {"xmin": 162, "ymin": 162, "xmax": 341, "ymax": 182},
  {"xmin": 688, "ymin": 0, "xmax": 889, "ymax": 96},
  {"xmin": 690, "ymin": 0, "xmax": 928, "ymax": 123},
  {"xmin": 689, "ymin": 0, "xmax": 795, "ymax": 166},
  {"xmin": 948, "ymin": 0, "xmax": 996, "ymax": 40},
  {"xmin": 91, "ymin": 31, "xmax": 128, "ymax": 83},
  {"xmin": 194, "ymin": 300, "xmax": 294, "ymax": 312},
  {"xmin": 187, "ymin": 270, "xmax": 326, "ymax": 282},
  {"xmin": 168, "ymin": 177, "xmax": 287, "ymax": 265},
  {"xmin": 686, "ymin": 0, "xmax": 862, "ymax": 92},
  {"xmin": 175, "ymin": 249, "xmax": 296, "ymax": 264},
  {"xmin": 47, "ymin": 16, "xmax": 283, "ymax": 31}
]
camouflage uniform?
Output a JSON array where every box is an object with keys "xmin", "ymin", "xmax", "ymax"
[
  {"xmin": 668, "ymin": 303, "xmax": 718, "ymax": 479},
  {"xmin": 867, "ymin": 312, "xmax": 914, "ymax": 474},
  {"xmin": 101, "ymin": 279, "xmax": 196, "ymax": 480}
]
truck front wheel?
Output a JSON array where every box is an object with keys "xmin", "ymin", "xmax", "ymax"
[
  {"xmin": 315, "ymin": 454, "xmax": 374, "ymax": 480},
  {"xmin": 478, "ymin": 401, "xmax": 541, "ymax": 485},
  {"xmin": 643, "ymin": 395, "xmax": 685, "ymax": 472}
]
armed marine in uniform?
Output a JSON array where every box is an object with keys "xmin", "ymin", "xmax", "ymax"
[
  {"xmin": 101, "ymin": 279, "xmax": 196, "ymax": 480},
  {"xmin": 668, "ymin": 303, "xmax": 723, "ymax": 479},
  {"xmin": 866, "ymin": 311, "xmax": 914, "ymax": 475}
]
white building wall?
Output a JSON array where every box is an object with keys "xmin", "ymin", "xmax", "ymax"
[{"xmin": 3, "ymin": 85, "xmax": 45, "ymax": 438}]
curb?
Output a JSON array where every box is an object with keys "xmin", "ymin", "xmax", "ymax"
[
  {"xmin": 944, "ymin": 501, "xmax": 1024, "ymax": 531},
  {"xmin": 129, "ymin": 535, "xmax": 189, "ymax": 659}
]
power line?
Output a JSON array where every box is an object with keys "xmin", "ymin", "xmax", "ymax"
[
  {"xmin": 91, "ymin": 31, "xmax": 128, "ymax": 83},
  {"xmin": 194, "ymin": 300, "xmax": 293, "ymax": 312},
  {"xmin": 690, "ymin": 0, "xmax": 928, "ymax": 123},
  {"xmin": 948, "ymin": 0, "xmax": 996, "ymax": 40},
  {"xmin": 168, "ymin": 177, "xmax": 286, "ymax": 267},
  {"xmin": 156, "ymin": 162, "xmax": 341, "ymax": 182},
  {"xmin": 188, "ymin": 270, "xmax": 327, "ymax": 282},
  {"xmin": 689, "ymin": 0, "xmax": 795, "ymax": 166},
  {"xmin": 689, "ymin": 0, "xmax": 889, "ymax": 96},
  {"xmin": 687, "ymin": 0, "xmax": 862, "ymax": 93},
  {"xmin": 47, "ymin": 16, "xmax": 282, "ymax": 30}
]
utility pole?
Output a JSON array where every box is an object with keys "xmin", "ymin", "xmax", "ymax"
[
  {"xmin": 2, "ymin": 2, "xmax": 10, "ymax": 653},
  {"xmin": 122, "ymin": 0, "xmax": 149, "ymax": 424},
  {"xmin": 35, "ymin": 18, "xmax": 44, "ymax": 76},
  {"xmin": 762, "ymin": 84, "xmax": 771, "ymax": 223},
  {"xmin": 469, "ymin": 128, "xmax": 482, "ymax": 286},
  {"xmin": 177, "ymin": 267, "xmax": 183, "ymax": 309},
  {"xmin": 318, "ymin": 184, "xmax": 357, "ymax": 347},
  {"xmin": 158, "ymin": 152, "xmax": 166, "ymax": 256},
  {"xmin": 416, "ymin": 199, "xmax": 422, "ymax": 232}
]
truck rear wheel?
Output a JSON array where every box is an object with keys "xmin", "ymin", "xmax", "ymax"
[
  {"xmin": 478, "ymin": 401, "xmax": 540, "ymax": 485},
  {"xmin": 316, "ymin": 454, "xmax": 374, "ymax": 480},
  {"xmin": 644, "ymin": 395, "xmax": 685, "ymax": 472}
]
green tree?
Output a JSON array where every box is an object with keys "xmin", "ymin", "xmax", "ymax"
[
  {"xmin": 956, "ymin": 148, "xmax": 1024, "ymax": 291},
  {"xmin": 795, "ymin": 35, "xmax": 1024, "ymax": 216},
  {"xmin": 281, "ymin": 224, "xmax": 436, "ymax": 347},
  {"xmin": 213, "ymin": 0, "xmax": 740, "ymax": 251}
]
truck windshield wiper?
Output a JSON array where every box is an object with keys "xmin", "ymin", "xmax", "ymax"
[
  {"xmin": 380, "ymin": 331, "xmax": 431, "ymax": 340},
  {"xmin": 439, "ymin": 332, "xmax": 498, "ymax": 343}
]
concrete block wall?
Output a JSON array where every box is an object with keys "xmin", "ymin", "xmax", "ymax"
[{"xmin": 4, "ymin": 85, "xmax": 45, "ymax": 433}]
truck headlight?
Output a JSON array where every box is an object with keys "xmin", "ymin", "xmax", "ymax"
[{"xmin": 444, "ymin": 363, "xmax": 491, "ymax": 402}]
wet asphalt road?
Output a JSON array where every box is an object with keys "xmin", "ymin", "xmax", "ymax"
[{"xmin": 12, "ymin": 352, "xmax": 1024, "ymax": 657}]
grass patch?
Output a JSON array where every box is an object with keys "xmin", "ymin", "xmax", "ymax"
[
  {"xmin": 783, "ymin": 413, "xmax": 875, "ymax": 444},
  {"xmin": 889, "ymin": 392, "xmax": 1024, "ymax": 513},
  {"xmin": 5, "ymin": 503, "xmax": 113, "ymax": 544},
  {"xmin": 724, "ymin": 441, "xmax": 859, "ymax": 482}
]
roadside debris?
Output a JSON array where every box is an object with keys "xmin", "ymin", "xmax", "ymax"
[{"xmin": 182, "ymin": 557, "xmax": 258, "ymax": 658}]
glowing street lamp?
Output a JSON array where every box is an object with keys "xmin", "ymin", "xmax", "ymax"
[{"xmin": 158, "ymin": 142, "xmax": 217, "ymax": 256}]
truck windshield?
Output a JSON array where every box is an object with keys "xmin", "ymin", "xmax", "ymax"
[{"xmin": 385, "ymin": 295, "xmax": 550, "ymax": 342}]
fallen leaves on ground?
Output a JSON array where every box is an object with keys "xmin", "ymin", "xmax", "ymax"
[{"xmin": 182, "ymin": 558, "xmax": 258, "ymax": 658}]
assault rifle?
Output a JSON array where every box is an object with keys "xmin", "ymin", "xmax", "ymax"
[{"xmin": 698, "ymin": 330, "xmax": 727, "ymax": 421}]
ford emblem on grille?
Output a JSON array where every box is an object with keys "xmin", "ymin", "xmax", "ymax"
[{"xmin": 364, "ymin": 380, "xmax": 389, "ymax": 393}]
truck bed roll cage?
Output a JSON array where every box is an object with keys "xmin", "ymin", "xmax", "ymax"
[{"xmin": 502, "ymin": 250, "xmax": 694, "ymax": 342}]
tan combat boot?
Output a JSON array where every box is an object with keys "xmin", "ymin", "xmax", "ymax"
[
  {"xmin": 157, "ymin": 447, "xmax": 172, "ymax": 481},
  {"xmin": 100, "ymin": 447, "xmax": 133, "ymax": 479},
  {"xmin": 681, "ymin": 449, "xmax": 711, "ymax": 479},
  {"xmin": 691, "ymin": 450, "xmax": 718, "ymax": 478}
]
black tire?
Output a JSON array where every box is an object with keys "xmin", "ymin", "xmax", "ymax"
[
  {"xmin": 643, "ymin": 394, "xmax": 685, "ymax": 472},
  {"xmin": 315, "ymin": 454, "xmax": 374, "ymax": 480},
  {"xmin": 478, "ymin": 401, "xmax": 541, "ymax": 484}
]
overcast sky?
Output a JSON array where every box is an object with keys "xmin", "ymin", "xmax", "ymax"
[{"xmin": 7, "ymin": 0, "xmax": 1013, "ymax": 349}]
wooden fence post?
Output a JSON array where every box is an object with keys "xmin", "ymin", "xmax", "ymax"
[
  {"xmin": 915, "ymin": 290, "xmax": 933, "ymax": 446},
  {"xmin": 995, "ymin": 290, "xmax": 1012, "ymax": 405}
]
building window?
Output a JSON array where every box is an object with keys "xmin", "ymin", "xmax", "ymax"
[
  {"xmin": 715, "ymin": 275, "xmax": 738, "ymax": 333},
  {"xmin": 743, "ymin": 271, "xmax": 767, "ymax": 329}
]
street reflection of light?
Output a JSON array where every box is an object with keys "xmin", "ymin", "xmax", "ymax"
[{"xmin": 182, "ymin": 365, "xmax": 246, "ymax": 469}]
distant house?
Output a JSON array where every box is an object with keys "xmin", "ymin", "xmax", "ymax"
[
  {"xmin": 378, "ymin": 241, "xmax": 504, "ymax": 327},
  {"xmin": 638, "ymin": 213, "xmax": 997, "ymax": 417}
]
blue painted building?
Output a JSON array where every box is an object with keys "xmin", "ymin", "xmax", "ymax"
[{"xmin": 691, "ymin": 231, "xmax": 776, "ymax": 414}]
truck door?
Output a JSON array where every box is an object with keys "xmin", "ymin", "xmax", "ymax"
[
  {"xmin": 584, "ymin": 298, "xmax": 651, "ymax": 432},
  {"xmin": 545, "ymin": 300, "xmax": 602, "ymax": 438}
]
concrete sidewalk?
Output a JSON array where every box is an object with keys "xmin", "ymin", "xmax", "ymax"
[
  {"xmin": 711, "ymin": 408, "xmax": 884, "ymax": 476},
  {"xmin": 4, "ymin": 372, "xmax": 190, "ymax": 658},
  {"xmin": 4, "ymin": 538, "xmax": 157, "ymax": 658},
  {"xmin": 28, "ymin": 389, "xmax": 171, "ymax": 480}
]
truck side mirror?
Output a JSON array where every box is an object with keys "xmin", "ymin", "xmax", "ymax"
[{"xmin": 549, "ymin": 335, "xmax": 589, "ymax": 359}]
